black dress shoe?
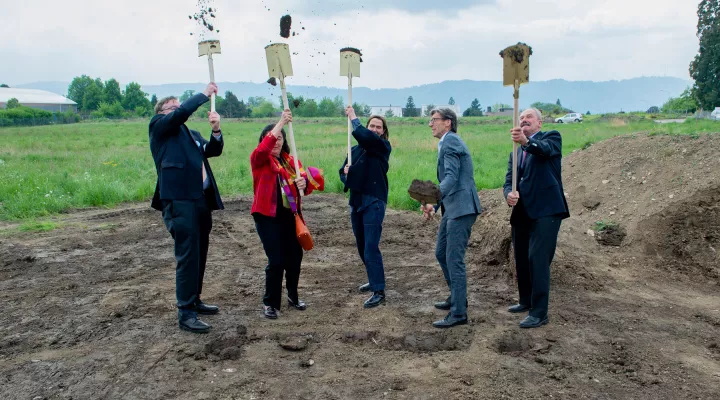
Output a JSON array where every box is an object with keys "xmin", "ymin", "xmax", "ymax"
[
  {"xmin": 519, "ymin": 315, "xmax": 548, "ymax": 328},
  {"xmin": 507, "ymin": 304, "xmax": 530, "ymax": 313},
  {"xmin": 363, "ymin": 291, "xmax": 385, "ymax": 308},
  {"xmin": 434, "ymin": 296, "xmax": 451, "ymax": 310},
  {"xmin": 287, "ymin": 297, "xmax": 307, "ymax": 310},
  {"xmin": 193, "ymin": 301, "xmax": 219, "ymax": 315},
  {"xmin": 432, "ymin": 313, "xmax": 468, "ymax": 328},
  {"xmin": 263, "ymin": 305, "xmax": 278, "ymax": 319},
  {"xmin": 358, "ymin": 283, "xmax": 371, "ymax": 293},
  {"xmin": 178, "ymin": 312, "xmax": 211, "ymax": 333}
]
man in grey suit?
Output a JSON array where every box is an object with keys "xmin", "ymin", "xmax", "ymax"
[{"xmin": 421, "ymin": 108, "xmax": 482, "ymax": 328}]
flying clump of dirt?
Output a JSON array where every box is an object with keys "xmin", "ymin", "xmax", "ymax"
[
  {"xmin": 408, "ymin": 180, "xmax": 441, "ymax": 204},
  {"xmin": 280, "ymin": 15, "xmax": 292, "ymax": 38},
  {"xmin": 499, "ymin": 42, "xmax": 532, "ymax": 63},
  {"xmin": 189, "ymin": 0, "xmax": 219, "ymax": 35},
  {"xmin": 340, "ymin": 47, "xmax": 363, "ymax": 62},
  {"xmin": 267, "ymin": 77, "xmax": 277, "ymax": 87}
]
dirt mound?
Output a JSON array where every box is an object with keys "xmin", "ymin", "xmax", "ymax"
[
  {"xmin": 467, "ymin": 132, "xmax": 720, "ymax": 291},
  {"xmin": 561, "ymin": 132, "xmax": 720, "ymax": 283},
  {"xmin": 638, "ymin": 184, "xmax": 720, "ymax": 280}
]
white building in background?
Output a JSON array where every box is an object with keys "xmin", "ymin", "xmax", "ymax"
[
  {"xmin": 0, "ymin": 88, "xmax": 77, "ymax": 113},
  {"xmin": 370, "ymin": 105, "xmax": 403, "ymax": 117},
  {"xmin": 421, "ymin": 104, "xmax": 462, "ymax": 117},
  {"xmin": 711, "ymin": 107, "xmax": 720, "ymax": 121}
]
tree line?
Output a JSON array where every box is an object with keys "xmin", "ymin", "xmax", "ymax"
[
  {"xmin": 67, "ymin": 75, "xmax": 153, "ymax": 118},
  {"xmin": 65, "ymin": 76, "xmax": 378, "ymax": 119},
  {"xmin": 689, "ymin": 0, "xmax": 719, "ymax": 111}
]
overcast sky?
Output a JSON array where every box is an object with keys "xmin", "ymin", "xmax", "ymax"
[{"xmin": 0, "ymin": 0, "xmax": 699, "ymax": 89}]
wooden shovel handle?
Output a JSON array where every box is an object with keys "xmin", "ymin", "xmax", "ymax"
[
  {"xmin": 511, "ymin": 80, "xmax": 519, "ymax": 194},
  {"xmin": 208, "ymin": 54, "xmax": 216, "ymax": 113},
  {"xmin": 280, "ymin": 74, "xmax": 304, "ymax": 197},
  {"xmin": 347, "ymin": 73, "xmax": 353, "ymax": 166}
]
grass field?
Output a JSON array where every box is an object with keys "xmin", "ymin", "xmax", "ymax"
[{"xmin": 1, "ymin": 117, "xmax": 718, "ymax": 221}]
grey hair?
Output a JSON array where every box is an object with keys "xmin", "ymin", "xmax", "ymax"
[
  {"xmin": 525, "ymin": 107, "xmax": 543, "ymax": 120},
  {"xmin": 430, "ymin": 107, "xmax": 458, "ymax": 133}
]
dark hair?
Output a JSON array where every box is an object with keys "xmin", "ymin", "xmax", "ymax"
[
  {"xmin": 259, "ymin": 124, "xmax": 290, "ymax": 155},
  {"xmin": 430, "ymin": 107, "xmax": 458, "ymax": 133},
  {"xmin": 366, "ymin": 115, "xmax": 389, "ymax": 140}
]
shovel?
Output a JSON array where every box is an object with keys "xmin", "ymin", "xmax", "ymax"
[
  {"xmin": 265, "ymin": 43, "xmax": 304, "ymax": 196},
  {"xmin": 340, "ymin": 48, "xmax": 362, "ymax": 166},
  {"xmin": 198, "ymin": 40, "xmax": 221, "ymax": 112},
  {"xmin": 501, "ymin": 43, "xmax": 532, "ymax": 195}
]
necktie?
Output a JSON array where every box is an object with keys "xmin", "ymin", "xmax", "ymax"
[{"xmin": 186, "ymin": 127, "xmax": 208, "ymax": 186}]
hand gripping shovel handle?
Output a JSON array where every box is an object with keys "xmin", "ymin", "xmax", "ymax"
[{"xmin": 279, "ymin": 73, "xmax": 304, "ymax": 197}]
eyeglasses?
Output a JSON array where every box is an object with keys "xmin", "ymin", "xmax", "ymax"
[
  {"xmin": 161, "ymin": 105, "xmax": 179, "ymax": 112},
  {"xmin": 429, "ymin": 117, "xmax": 446, "ymax": 124}
]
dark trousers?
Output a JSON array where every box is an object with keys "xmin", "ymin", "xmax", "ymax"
[
  {"xmin": 436, "ymin": 213, "xmax": 477, "ymax": 317},
  {"xmin": 162, "ymin": 197, "xmax": 212, "ymax": 311},
  {"xmin": 350, "ymin": 201, "xmax": 387, "ymax": 291},
  {"xmin": 253, "ymin": 212, "xmax": 303, "ymax": 309},
  {"xmin": 511, "ymin": 205, "xmax": 562, "ymax": 319}
]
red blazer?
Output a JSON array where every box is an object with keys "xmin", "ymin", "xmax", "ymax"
[{"xmin": 250, "ymin": 134, "xmax": 316, "ymax": 217}]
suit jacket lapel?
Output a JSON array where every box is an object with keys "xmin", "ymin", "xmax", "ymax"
[
  {"xmin": 182, "ymin": 125, "xmax": 204, "ymax": 157},
  {"xmin": 437, "ymin": 142, "xmax": 445, "ymax": 182}
]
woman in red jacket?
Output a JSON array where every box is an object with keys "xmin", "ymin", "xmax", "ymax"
[{"xmin": 250, "ymin": 109, "xmax": 323, "ymax": 319}]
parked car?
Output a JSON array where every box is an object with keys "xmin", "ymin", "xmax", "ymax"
[
  {"xmin": 711, "ymin": 107, "xmax": 720, "ymax": 121},
  {"xmin": 555, "ymin": 113, "xmax": 583, "ymax": 123}
]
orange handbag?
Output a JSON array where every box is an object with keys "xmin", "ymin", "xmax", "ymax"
[{"xmin": 295, "ymin": 213, "xmax": 314, "ymax": 251}]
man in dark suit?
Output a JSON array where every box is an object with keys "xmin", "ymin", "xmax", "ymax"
[
  {"xmin": 149, "ymin": 82, "xmax": 225, "ymax": 333},
  {"xmin": 503, "ymin": 108, "xmax": 569, "ymax": 329},
  {"xmin": 421, "ymin": 108, "xmax": 482, "ymax": 328}
]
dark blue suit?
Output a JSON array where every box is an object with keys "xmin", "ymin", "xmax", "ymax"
[
  {"xmin": 149, "ymin": 93, "xmax": 224, "ymax": 311},
  {"xmin": 503, "ymin": 130, "xmax": 569, "ymax": 319}
]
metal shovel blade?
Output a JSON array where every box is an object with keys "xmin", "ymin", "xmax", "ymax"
[
  {"xmin": 340, "ymin": 50, "xmax": 361, "ymax": 77},
  {"xmin": 501, "ymin": 43, "xmax": 531, "ymax": 86},
  {"xmin": 265, "ymin": 43, "xmax": 294, "ymax": 79},
  {"xmin": 198, "ymin": 40, "xmax": 221, "ymax": 57}
]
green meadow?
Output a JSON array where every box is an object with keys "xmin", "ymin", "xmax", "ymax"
[{"xmin": 1, "ymin": 117, "xmax": 718, "ymax": 221}]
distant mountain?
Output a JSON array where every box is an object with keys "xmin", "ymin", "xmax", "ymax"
[{"xmin": 17, "ymin": 77, "xmax": 691, "ymax": 114}]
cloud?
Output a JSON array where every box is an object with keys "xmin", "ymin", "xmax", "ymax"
[{"xmin": 0, "ymin": 0, "xmax": 699, "ymax": 89}]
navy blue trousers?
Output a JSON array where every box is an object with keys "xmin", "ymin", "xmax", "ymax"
[
  {"xmin": 350, "ymin": 201, "xmax": 387, "ymax": 291},
  {"xmin": 511, "ymin": 205, "xmax": 562, "ymax": 319}
]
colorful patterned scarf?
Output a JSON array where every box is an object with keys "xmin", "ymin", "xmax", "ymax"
[{"xmin": 270, "ymin": 152, "xmax": 323, "ymax": 212}]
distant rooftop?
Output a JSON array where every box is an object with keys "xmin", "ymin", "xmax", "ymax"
[{"xmin": 0, "ymin": 88, "xmax": 76, "ymax": 105}]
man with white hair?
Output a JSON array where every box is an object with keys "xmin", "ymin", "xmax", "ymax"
[{"xmin": 503, "ymin": 108, "xmax": 569, "ymax": 328}]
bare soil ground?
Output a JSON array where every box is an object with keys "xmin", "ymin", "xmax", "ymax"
[{"xmin": 1, "ymin": 133, "xmax": 719, "ymax": 400}]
